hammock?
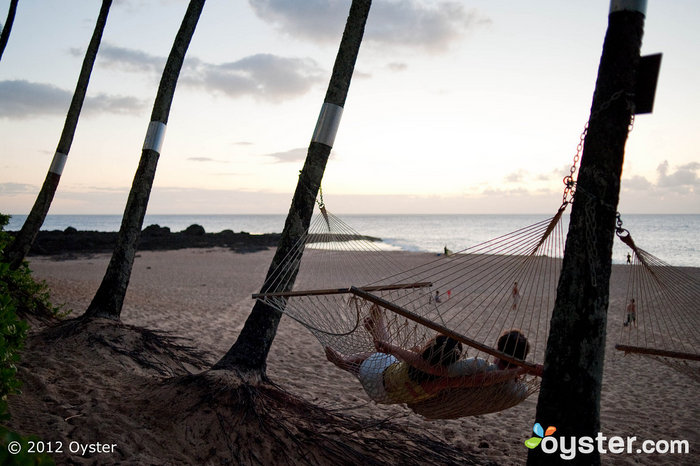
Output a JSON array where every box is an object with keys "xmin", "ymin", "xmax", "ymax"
[
  {"xmin": 614, "ymin": 228, "xmax": 700, "ymax": 382},
  {"xmin": 255, "ymin": 205, "xmax": 567, "ymax": 419}
]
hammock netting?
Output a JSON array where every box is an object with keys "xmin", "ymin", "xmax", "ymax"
[
  {"xmin": 615, "ymin": 231, "xmax": 700, "ymax": 382},
  {"xmin": 256, "ymin": 206, "xmax": 568, "ymax": 419}
]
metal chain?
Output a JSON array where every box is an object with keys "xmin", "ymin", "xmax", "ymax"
[
  {"xmin": 562, "ymin": 90, "xmax": 636, "ymax": 287},
  {"xmin": 561, "ymin": 89, "xmax": 636, "ymax": 208}
]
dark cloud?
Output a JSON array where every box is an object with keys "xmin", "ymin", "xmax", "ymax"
[
  {"xmin": 249, "ymin": 0, "xmax": 491, "ymax": 51},
  {"xmin": 93, "ymin": 42, "xmax": 324, "ymax": 102},
  {"xmin": 656, "ymin": 161, "xmax": 700, "ymax": 189},
  {"xmin": 265, "ymin": 147, "xmax": 307, "ymax": 163},
  {"xmin": 181, "ymin": 53, "xmax": 324, "ymax": 102},
  {"xmin": 0, "ymin": 80, "xmax": 145, "ymax": 118},
  {"xmin": 93, "ymin": 44, "xmax": 166, "ymax": 73},
  {"xmin": 0, "ymin": 80, "xmax": 71, "ymax": 118}
]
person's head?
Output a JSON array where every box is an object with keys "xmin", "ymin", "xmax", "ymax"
[
  {"xmin": 408, "ymin": 335, "xmax": 463, "ymax": 382},
  {"xmin": 495, "ymin": 329, "xmax": 530, "ymax": 370}
]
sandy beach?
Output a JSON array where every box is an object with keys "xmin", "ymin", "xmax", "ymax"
[{"xmin": 8, "ymin": 247, "xmax": 699, "ymax": 465}]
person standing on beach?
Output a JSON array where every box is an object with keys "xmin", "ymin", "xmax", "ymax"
[
  {"xmin": 624, "ymin": 298, "xmax": 637, "ymax": 327},
  {"xmin": 511, "ymin": 282, "xmax": 521, "ymax": 310}
]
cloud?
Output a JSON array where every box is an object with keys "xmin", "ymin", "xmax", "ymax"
[
  {"xmin": 187, "ymin": 157, "xmax": 231, "ymax": 163},
  {"xmin": 623, "ymin": 161, "xmax": 700, "ymax": 193},
  {"xmin": 656, "ymin": 161, "xmax": 700, "ymax": 189},
  {"xmin": 0, "ymin": 80, "xmax": 71, "ymax": 118},
  {"xmin": 91, "ymin": 44, "xmax": 166, "ymax": 73},
  {"xmin": 91, "ymin": 42, "xmax": 325, "ymax": 102},
  {"xmin": 0, "ymin": 80, "xmax": 146, "ymax": 118},
  {"xmin": 387, "ymin": 62, "xmax": 408, "ymax": 72},
  {"xmin": 265, "ymin": 147, "xmax": 308, "ymax": 163},
  {"xmin": 0, "ymin": 182, "xmax": 36, "ymax": 194},
  {"xmin": 249, "ymin": 0, "xmax": 491, "ymax": 51},
  {"xmin": 181, "ymin": 53, "xmax": 324, "ymax": 102}
]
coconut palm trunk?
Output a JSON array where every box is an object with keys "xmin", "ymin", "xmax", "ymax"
[
  {"xmin": 213, "ymin": 0, "xmax": 372, "ymax": 376},
  {"xmin": 85, "ymin": 0, "xmax": 205, "ymax": 320},
  {"xmin": 3, "ymin": 0, "xmax": 111, "ymax": 270},
  {"xmin": 528, "ymin": 3, "xmax": 646, "ymax": 465},
  {"xmin": 0, "ymin": 0, "xmax": 19, "ymax": 62}
]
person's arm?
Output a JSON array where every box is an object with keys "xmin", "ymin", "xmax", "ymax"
[{"xmin": 374, "ymin": 340, "xmax": 450, "ymax": 376}]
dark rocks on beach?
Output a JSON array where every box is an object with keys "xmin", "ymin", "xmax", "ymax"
[{"xmin": 19, "ymin": 224, "xmax": 282, "ymax": 257}]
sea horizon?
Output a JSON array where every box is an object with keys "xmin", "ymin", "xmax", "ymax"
[{"xmin": 6, "ymin": 213, "xmax": 700, "ymax": 267}]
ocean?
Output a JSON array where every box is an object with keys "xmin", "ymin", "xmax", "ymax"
[{"xmin": 5, "ymin": 213, "xmax": 699, "ymax": 267}]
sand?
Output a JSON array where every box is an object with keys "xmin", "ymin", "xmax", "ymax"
[{"xmin": 7, "ymin": 248, "xmax": 699, "ymax": 465}]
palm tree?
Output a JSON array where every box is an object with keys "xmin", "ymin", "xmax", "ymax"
[
  {"xmin": 85, "ymin": 0, "xmax": 206, "ymax": 320},
  {"xmin": 0, "ymin": 0, "xmax": 19, "ymax": 62},
  {"xmin": 213, "ymin": 0, "xmax": 372, "ymax": 376},
  {"xmin": 4, "ymin": 0, "xmax": 112, "ymax": 270},
  {"xmin": 528, "ymin": 3, "xmax": 646, "ymax": 466}
]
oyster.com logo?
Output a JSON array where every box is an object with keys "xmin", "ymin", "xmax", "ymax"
[{"xmin": 525, "ymin": 423, "xmax": 557, "ymax": 450}]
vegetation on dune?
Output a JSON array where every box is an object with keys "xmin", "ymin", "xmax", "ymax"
[{"xmin": 0, "ymin": 213, "xmax": 54, "ymax": 465}]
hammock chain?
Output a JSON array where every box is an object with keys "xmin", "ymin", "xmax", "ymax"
[{"xmin": 562, "ymin": 89, "xmax": 635, "ymax": 208}]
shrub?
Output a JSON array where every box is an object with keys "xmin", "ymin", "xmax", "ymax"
[{"xmin": 0, "ymin": 214, "xmax": 53, "ymax": 465}]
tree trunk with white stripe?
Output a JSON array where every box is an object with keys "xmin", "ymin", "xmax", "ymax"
[
  {"xmin": 85, "ymin": 0, "xmax": 205, "ymax": 319},
  {"xmin": 4, "ymin": 0, "xmax": 112, "ymax": 270},
  {"xmin": 213, "ymin": 0, "xmax": 372, "ymax": 375}
]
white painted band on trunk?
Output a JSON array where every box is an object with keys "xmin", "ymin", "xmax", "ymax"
[
  {"xmin": 311, "ymin": 103, "xmax": 343, "ymax": 147},
  {"xmin": 143, "ymin": 121, "xmax": 167, "ymax": 153},
  {"xmin": 610, "ymin": 0, "xmax": 647, "ymax": 14},
  {"xmin": 48, "ymin": 151, "xmax": 68, "ymax": 175}
]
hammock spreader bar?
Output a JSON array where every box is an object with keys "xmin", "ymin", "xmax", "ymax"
[
  {"xmin": 253, "ymin": 281, "xmax": 432, "ymax": 299},
  {"xmin": 349, "ymin": 286, "xmax": 542, "ymax": 374},
  {"xmin": 615, "ymin": 344, "xmax": 700, "ymax": 362}
]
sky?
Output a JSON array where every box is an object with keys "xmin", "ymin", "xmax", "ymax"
[{"xmin": 1, "ymin": 0, "xmax": 699, "ymax": 215}]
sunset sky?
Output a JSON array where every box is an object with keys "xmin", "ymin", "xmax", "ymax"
[{"xmin": 1, "ymin": 0, "xmax": 698, "ymax": 215}]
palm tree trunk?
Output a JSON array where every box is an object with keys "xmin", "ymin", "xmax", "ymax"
[
  {"xmin": 84, "ymin": 0, "xmax": 205, "ymax": 320},
  {"xmin": 3, "ymin": 0, "xmax": 111, "ymax": 270},
  {"xmin": 528, "ymin": 3, "xmax": 646, "ymax": 465},
  {"xmin": 0, "ymin": 0, "xmax": 19, "ymax": 62},
  {"xmin": 213, "ymin": 0, "xmax": 372, "ymax": 375}
]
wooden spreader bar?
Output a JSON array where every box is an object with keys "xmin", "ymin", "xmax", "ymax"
[
  {"xmin": 615, "ymin": 344, "xmax": 700, "ymax": 362},
  {"xmin": 252, "ymin": 281, "xmax": 432, "ymax": 299},
  {"xmin": 349, "ymin": 287, "xmax": 542, "ymax": 375}
]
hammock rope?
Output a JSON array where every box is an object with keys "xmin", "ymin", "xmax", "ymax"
[{"xmin": 614, "ymin": 225, "xmax": 700, "ymax": 381}]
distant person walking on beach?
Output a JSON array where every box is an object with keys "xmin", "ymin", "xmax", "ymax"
[
  {"xmin": 511, "ymin": 282, "xmax": 521, "ymax": 310},
  {"xmin": 627, "ymin": 253, "xmax": 632, "ymax": 264},
  {"xmin": 624, "ymin": 298, "xmax": 637, "ymax": 327}
]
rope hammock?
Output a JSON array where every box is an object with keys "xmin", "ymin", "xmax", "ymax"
[
  {"xmin": 614, "ymin": 226, "xmax": 700, "ymax": 382},
  {"xmin": 255, "ymin": 203, "xmax": 567, "ymax": 419}
]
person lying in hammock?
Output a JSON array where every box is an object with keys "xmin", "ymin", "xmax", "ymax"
[
  {"xmin": 407, "ymin": 329, "xmax": 540, "ymax": 418},
  {"xmin": 324, "ymin": 308, "xmax": 541, "ymax": 405}
]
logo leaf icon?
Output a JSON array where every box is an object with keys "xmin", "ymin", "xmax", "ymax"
[
  {"xmin": 533, "ymin": 423, "xmax": 544, "ymax": 437},
  {"xmin": 524, "ymin": 437, "xmax": 543, "ymax": 449},
  {"xmin": 545, "ymin": 426, "xmax": 557, "ymax": 436}
]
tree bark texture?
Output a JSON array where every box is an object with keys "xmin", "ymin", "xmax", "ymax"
[
  {"xmin": 85, "ymin": 0, "xmax": 205, "ymax": 319},
  {"xmin": 213, "ymin": 0, "xmax": 372, "ymax": 374},
  {"xmin": 528, "ymin": 8, "xmax": 645, "ymax": 466},
  {"xmin": 0, "ymin": 0, "xmax": 18, "ymax": 62},
  {"xmin": 4, "ymin": 0, "xmax": 112, "ymax": 270}
]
